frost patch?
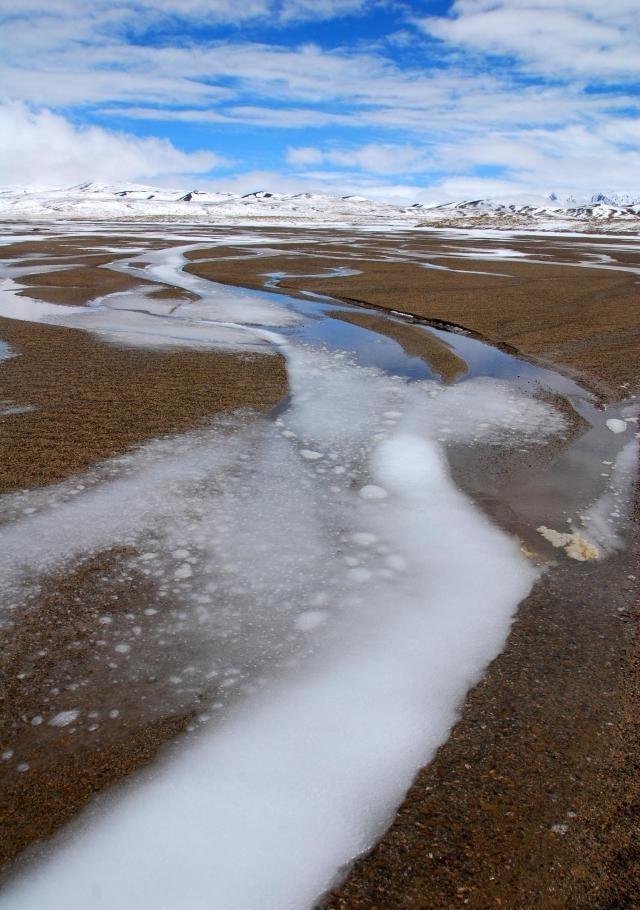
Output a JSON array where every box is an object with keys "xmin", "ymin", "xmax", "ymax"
[{"xmin": 48, "ymin": 710, "xmax": 79, "ymax": 728}]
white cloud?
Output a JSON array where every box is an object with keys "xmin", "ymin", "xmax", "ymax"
[
  {"xmin": 287, "ymin": 143, "xmax": 431, "ymax": 174},
  {"xmin": 0, "ymin": 103, "xmax": 222, "ymax": 186},
  {"xmin": 436, "ymin": 121, "xmax": 640, "ymax": 193},
  {"xmin": 0, "ymin": 1, "xmax": 638, "ymax": 198},
  {"xmin": 416, "ymin": 0, "xmax": 640, "ymax": 79},
  {"xmin": 284, "ymin": 117, "xmax": 640, "ymax": 200},
  {"xmin": 279, "ymin": 0, "xmax": 367, "ymax": 22},
  {"xmin": 0, "ymin": 8, "xmax": 626, "ymax": 133},
  {"xmin": 0, "ymin": 0, "xmax": 365, "ymax": 37},
  {"xmin": 287, "ymin": 146, "xmax": 325, "ymax": 166},
  {"xmin": 103, "ymin": 106, "xmax": 356, "ymax": 129},
  {"xmin": 2, "ymin": 8, "xmax": 596, "ymax": 126}
]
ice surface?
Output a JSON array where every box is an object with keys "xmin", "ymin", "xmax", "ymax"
[
  {"xmin": 359, "ymin": 484, "xmax": 388, "ymax": 500},
  {"xmin": 0, "ymin": 278, "xmax": 80, "ymax": 322},
  {"xmin": 0, "ymin": 342, "xmax": 570, "ymax": 910},
  {"xmin": 0, "ymin": 245, "xmax": 298, "ymax": 354},
  {"xmin": 536, "ymin": 425, "xmax": 638, "ymax": 559},
  {"xmin": 606, "ymin": 418, "xmax": 627, "ymax": 434},
  {"xmin": 537, "ymin": 526, "xmax": 599, "ymax": 561},
  {"xmin": 110, "ymin": 244, "xmax": 301, "ymax": 329},
  {"xmin": 0, "ymin": 339, "xmax": 14, "ymax": 362},
  {"xmin": 579, "ymin": 438, "xmax": 639, "ymax": 553},
  {"xmin": 0, "ymin": 222, "xmax": 590, "ymax": 910},
  {"xmin": 48, "ymin": 710, "xmax": 79, "ymax": 728}
]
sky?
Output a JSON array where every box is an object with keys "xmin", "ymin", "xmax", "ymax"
[{"xmin": 0, "ymin": 0, "xmax": 639, "ymax": 202}]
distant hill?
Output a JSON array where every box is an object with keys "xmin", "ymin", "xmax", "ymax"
[{"xmin": 1, "ymin": 182, "xmax": 639, "ymax": 231}]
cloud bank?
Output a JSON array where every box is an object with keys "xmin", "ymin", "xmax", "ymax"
[
  {"xmin": 0, "ymin": 104, "xmax": 220, "ymax": 187},
  {"xmin": 0, "ymin": 0, "xmax": 638, "ymax": 199}
]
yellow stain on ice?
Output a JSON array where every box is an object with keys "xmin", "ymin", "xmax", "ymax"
[{"xmin": 537, "ymin": 526, "xmax": 600, "ymax": 562}]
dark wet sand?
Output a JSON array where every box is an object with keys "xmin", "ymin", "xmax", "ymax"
[{"xmin": 0, "ymin": 227, "xmax": 638, "ymax": 907}]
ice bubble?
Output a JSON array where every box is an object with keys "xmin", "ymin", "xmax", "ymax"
[
  {"xmin": 294, "ymin": 611, "xmax": 329, "ymax": 632},
  {"xmin": 300, "ymin": 450, "xmax": 323, "ymax": 461},
  {"xmin": 606, "ymin": 418, "xmax": 627, "ymax": 434},
  {"xmin": 348, "ymin": 567, "xmax": 372, "ymax": 583},
  {"xmin": 351, "ymin": 532, "xmax": 378, "ymax": 547},
  {"xmin": 49, "ymin": 710, "xmax": 79, "ymax": 728},
  {"xmin": 358, "ymin": 485, "xmax": 388, "ymax": 501}
]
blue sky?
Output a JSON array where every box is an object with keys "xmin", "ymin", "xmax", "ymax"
[{"xmin": 0, "ymin": 0, "xmax": 638, "ymax": 201}]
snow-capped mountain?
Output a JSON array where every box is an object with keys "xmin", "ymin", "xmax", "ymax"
[{"xmin": 0, "ymin": 182, "xmax": 639, "ymax": 231}]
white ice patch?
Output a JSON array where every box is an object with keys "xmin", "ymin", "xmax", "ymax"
[
  {"xmin": 0, "ymin": 423, "xmax": 537, "ymax": 910},
  {"xmin": 108, "ymin": 244, "xmax": 300, "ymax": 329},
  {"xmin": 0, "ymin": 278, "xmax": 80, "ymax": 322},
  {"xmin": 0, "ymin": 345, "xmax": 567, "ymax": 910},
  {"xmin": 579, "ymin": 438, "xmax": 639, "ymax": 553},
  {"xmin": 351, "ymin": 532, "xmax": 378, "ymax": 547},
  {"xmin": 358, "ymin": 485, "xmax": 388, "ymax": 500},
  {"xmin": 0, "ymin": 339, "xmax": 14, "ymax": 362},
  {"xmin": 413, "ymin": 377, "xmax": 566, "ymax": 444},
  {"xmin": 294, "ymin": 610, "xmax": 329, "ymax": 632},
  {"xmin": 48, "ymin": 710, "xmax": 79, "ymax": 728},
  {"xmin": 300, "ymin": 449, "xmax": 323, "ymax": 461},
  {"xmin": 606, "ymin": 418, "xmax": 627, "ymax": 434},
  {"xmin": 0, "ymin": 244, "xmax": 298, "ymax": 354}
]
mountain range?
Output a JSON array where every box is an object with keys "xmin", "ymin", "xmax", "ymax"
[{"xmin": 1, "ymin": 183, "xmax": 639, "ymax": 232}]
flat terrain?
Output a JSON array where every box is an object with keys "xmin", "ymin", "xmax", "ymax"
[
  {"xmin": 0, "ymin": 226, "xmax": 637, "ymax": 908},
  {"xmin": 186, "ymin": 228, "xmax": 640, "ymax": 400}
]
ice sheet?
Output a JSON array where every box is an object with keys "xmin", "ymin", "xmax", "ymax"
[{"xmin": 0, "ymin": 347, "xmax": 569, "ymax": 910}]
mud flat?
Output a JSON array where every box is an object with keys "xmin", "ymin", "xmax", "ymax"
[{"xmin": 0, "ymin": 224, "xmax": 637, "ymax": 909}]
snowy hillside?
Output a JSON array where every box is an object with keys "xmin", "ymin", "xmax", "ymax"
[{"xmin": 0, "ymin": 182, "xmax": 639, "ymax": 231}]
